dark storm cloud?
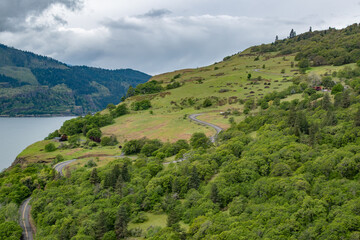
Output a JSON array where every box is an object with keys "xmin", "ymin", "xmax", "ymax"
[{"xmin": 0, "ymin": 0, "xmax": 82, "ymax": 31}]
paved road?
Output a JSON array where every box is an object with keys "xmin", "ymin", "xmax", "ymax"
[
  {"xmin": 189, "ymin": 113, "xmax": 223, "ymax": 143},
  {"xmin": 19, "ymin": 197, "xmax": 33, "ymax": 240},
  {"xmin": 165, "ymin": 113, "xmax": 223, "ymax": 165},
  {"xmin": 53, "ymin": 159, "xmax": 77, "ymax": 176},
  {"xmin": 19, "ymin": 159, "xmax": 77, "ymax": 240}
]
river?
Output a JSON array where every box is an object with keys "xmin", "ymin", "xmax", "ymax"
[{"xmin": 0, "ymin": 117, "xmax": 74, "ymax": 171}]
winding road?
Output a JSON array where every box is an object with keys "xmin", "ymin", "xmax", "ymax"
[
  {"xmin": 19, "ymin": 159, "xmax": 77, "ymax": 239},
  {"xmin": 53, "ymin": 159, "xmax": 77, "ymax": 177},
  {"xmin": 189, "ymin": 113, "xmax": 223, "ymax": 143},
  {"xmin": 166, "ymin": 113, "xmax": 223, "ymax": 164}
]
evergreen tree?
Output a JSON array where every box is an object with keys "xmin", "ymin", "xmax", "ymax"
[
  {"xmin": 322, "ymin": 93, "xmax": 332, "ymax": 110},
  {"xmin": 89, "ymin": 168, "xmax": 100, "ymax": 185},
  {"xmin": 309, "ymin": 26, "xmax": 312, "ymax": 32},
  {"xmin": 288, "ymin": 106, "xmax": 297, "ymax": 127},
  {"xmin": 115, "ymin": 175, "xmax": 123, "ymax": 196},
  {"xmin": 210, "ymin": 183, "xmax": 220, "ymax": 204},
  {"xmin": 115, "ymin": 205, "xmax": 129, "ymax": 239},
  {"xmin": 289, "ymin": 29, "xmax": 296, "ymax": 38},
  {"xmin": 309, "ymin": 123, "xmax": 319, "ymax": 146},
  {"xmin": 172, "ymin": 177, "xmax": 180, "ymax": 194},
  {"xmin": 323, "ymin": 110, "xmax": 337, "ymax": 126},
  {"xmin": 95, "ymin": 211, "xmax": 107, "ymax": 239},
  {"xmin": 354, "ymin": 108, "xmax": 360, "ymax": 127},
  {"xmin": 342, "ymin": 90, "xmax": 350, "ymax": 108},
  {"xmin": 189, "ymin": 166, "xmax": 200, "ymax": 190},
  {"xmin": 294, "ymin": 112, "xmax": 309, "ymax": 136},
  {"xmin": 167, "ymin": 208, "xmax": 180, "ymax": 227},
  {"xmin": 121, "ymin": 163, "xmax": 130, "ymax": 182},
  {"xmin": 275, "ymin": 35, "xmax": 279, "ymax": 42}
]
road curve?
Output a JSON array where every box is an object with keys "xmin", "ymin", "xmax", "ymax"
[
  {"xmin": 53, "ymin": 159, "xmax": 77, "ymax": 176},
  {"xmin": 165, "ymin": 113, "xmax": 223, "ymax": 165},
  {"xmin": 189, "ymin": 113, "xmax": 223, "ymax": 143},
  {"xmin": 19, "ymin": 197, "xmax": 34, "ymax": 240}
]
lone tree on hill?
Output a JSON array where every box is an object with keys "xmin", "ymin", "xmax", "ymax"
[{"xmin": 289, "ymin": 29, "xmax": 296, "ymax": 38}]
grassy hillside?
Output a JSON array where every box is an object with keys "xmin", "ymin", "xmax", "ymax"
[
  {"xmin": 0, "ymin": 44, "xmax": 151, "ymax": 116},
  {"xmin": 4, "ymin": 23, "xmax": 360, "ymax": 239}
]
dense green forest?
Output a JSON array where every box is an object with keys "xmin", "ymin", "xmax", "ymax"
[
  {"xmin": 0, "ymin": 44, "xmax": 151, "ymax": 116},
  {"xmin": 0, "ymin": 164, "xmax": 56, "ymax": 239},
  {"xmin": 252, "ymin": 23, "xmax": 360, "ymax": 67}
]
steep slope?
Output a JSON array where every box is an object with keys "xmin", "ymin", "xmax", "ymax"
[
  {"xmin": 0, "ymin": 44, "xmax": 151, "ymax": 116},
  {"xmin": 5, "ymin": 23, "xmax": 360, "ymax": 240}
]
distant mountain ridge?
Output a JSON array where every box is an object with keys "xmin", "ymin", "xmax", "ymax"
[{"xmin": 0, "ymin": 43, "xmax": 151, "ymax": 116}]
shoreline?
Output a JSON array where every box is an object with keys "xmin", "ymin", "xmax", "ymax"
[{"xmin": 0, "ymin": 114, "xmax": 77, "ymax": 118}]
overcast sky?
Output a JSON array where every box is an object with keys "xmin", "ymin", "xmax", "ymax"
[{"xmin": 0, "ymin": 0, "xmax": 360, "ymax": 75}]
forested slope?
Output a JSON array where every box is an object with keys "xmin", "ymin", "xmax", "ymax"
[{"xmin": 0, "ymin": 44, "xmax": 151, "ymax": 116}]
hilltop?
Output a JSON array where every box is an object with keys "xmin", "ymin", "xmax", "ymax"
[
  {"xmin": 0, "ymin": 44, "xmax": 151, "ymax": 116},
  {"xmin": 2, "ymin": 23, "xmax": 360, "ymax": 239}
]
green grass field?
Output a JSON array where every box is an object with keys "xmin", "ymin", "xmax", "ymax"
[
  {"xmin": 17, "ymin": 49, "xmax": 349, "ymax": 163},
  {"xmin": 101, "ymin": 51, "xmax": 298, "ymax": 143}
]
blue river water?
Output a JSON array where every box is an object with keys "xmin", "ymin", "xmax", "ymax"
[{"xmin": 0, "ymin": 117, "xmax": 74, "ymax": 171}]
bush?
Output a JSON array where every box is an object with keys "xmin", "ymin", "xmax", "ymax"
[
  {"xmin": 101, "ymin": 136, "xmax": 118, "ymax": 146},
  {"xmin": 298, "ymin": 59, "xmax": 310, "ymax": 69},
  {"xmin": 102, "ymin": 231, "xmax": 117, "ymax": 240},
  {"xmin": 166, "ymin": 82, "xmax": 181, "ymax": 90},
  {"xmin": 131, "ymin": 212, "xmax": 149, "ymax": 223},
  {"xmin": 45, "ymin": 143, "xmax": 56, "ymax": 152},
  {"xmin": 331, "ymin": 83, "xmax": 344, "ymax": 95},
  {"xmin": 45, "ymin": 130, "xmax": 60, "ymax": 140},
  {"xmin": 123, "ymin": 139, "xmax": 147, "ymax": 155},
  {"xmin": 52, "ymin": 154, "xmax": 64, "ymax": 165},
  {"xmin": 140, "ymin": 140, "xmax": 163, "ymax": 157},
  {"xmin": 86, "ymin": 128, "xmax": 102, "ymax": 142},
  {"xmin": 190, "ymin": 132, "xmax": 211, "ymax": 149},
  {"xmin": 202, "ymin": 98, "xmax": 213, "ymax": 108},
  {"xmin": 132, "ymin": 100, "xmax": 152, "ymax": 111},
  {"xmin": 106, "ymin": 103, "xmax": 116, "ymax": 110},
  {"xmin": 111, "ymin": 104, "xmax": 128, "ymax": 118},
  {"xmin": 85, "ymin": 159, "xmax": 97, "ymax": 168}
]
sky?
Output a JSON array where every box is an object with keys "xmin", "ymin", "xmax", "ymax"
[{"xmin": 0, "ymin": 0, "xmax": 360, "ymax": 75}]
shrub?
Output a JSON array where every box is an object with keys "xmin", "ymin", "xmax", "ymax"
[
  {"xmin": 132, "ymin": 100, "xmax": 152, "ymax": 111},
  {"xmin": 123, "ymin": 139, "xmax": 147, "ymax": 155},
  {"xmin": 106, "ymin": 103, "xmax": 116, "ymax": 110},
  {"xmin": 111, "ymin": 104, "xmax": 128, "ymax": 118},
  {"xmin": 202, "ymin": 98, "xmax": 212, "ymax": 108},
  {"xmin": 85, "ymin": 159, "xmax": 97, "ymax": 168},
  {"xmin": 52, "ymin": 154, "xmax": 64, "ymax": 165},
  {"xmin": 86, "ymin": 128, "xmax": 102, "ymax": 142},
  {"xmin": 331, "ymin": 83, "xmax": 344, "ymax": 95},
  {"xmin": 45, "ymin": 130, "xmax": 60, "ymax": 140},
  {"xmin": 190, "ymin": 132, "xmax": 211, "ymax": 149},
  {"xmin": 45, "ymin": 143, "xmax": 56, "ymax": 152},
  {"xmin": 166, "ymin": 82, "xmax": 181, "ymax": 90},
  {"xmin": 101, "ymin": 136, "xmax": 118, "ymax": 146},
  {"xmin": 140, "ymin": 140, "xmax": 163, "ymax": 157}
]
